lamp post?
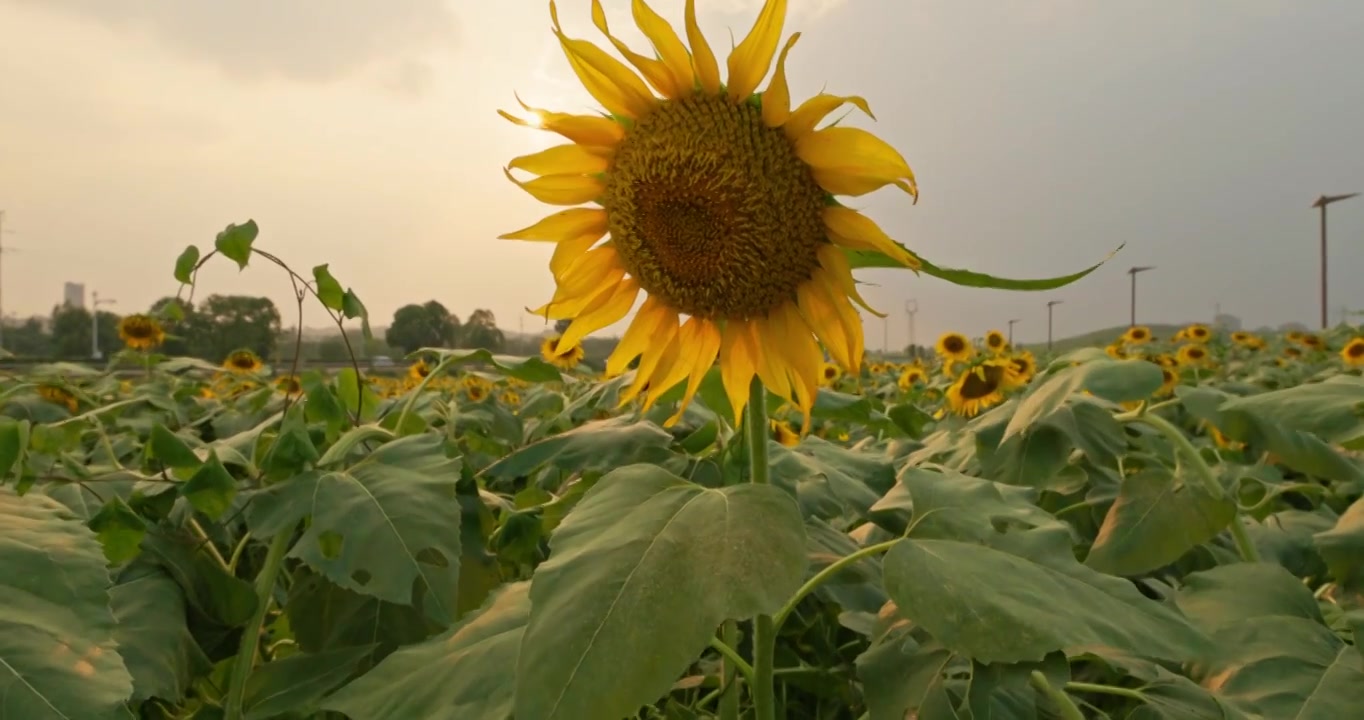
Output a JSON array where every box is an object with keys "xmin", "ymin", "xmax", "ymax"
[
  {"xmin": 1127, "ymin": 266, "xmax": 1155, "ymax": 327},
  {"xmin": 92, "ymin": 291, "xmax": 117, "ymax": 360},
  {"xmin": 1312, "ymin": 193, "xmax": 1359, "ymax": 330},
  {"xmin": 1046, "ymin": 300, "xmax": 1063, "ymax": 352},
  {"xmin": 1007, "ymin": 318, "xmax": 1022, "ymax": 346},
  {"xmin": 904, "ymin": 299, "xmax": 918, "ymax": 358}
]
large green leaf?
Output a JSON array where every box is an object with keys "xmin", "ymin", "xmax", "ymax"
[
  {"xmin": 420, "ymin": 347, "xmax": 563, "ymax": 382},
  {"xmin": 1176, "ymin": 563, "xmax": 1325, "ymax": 629},
  {"xmin": 241, "ymin": 645, "xmax": 375, "ymax": 720},
  {"xmin": 1002, "ymin": 359, "xmax": 1163, "ymax": 443},
  {"xmin": 245, "ymin": 433, "xmax": 463, "ymax": 623},
  {"xmin": 0, "ymin": 488, "xmax": 133, "ymax": 718},
  {"xmin": 844, "ymin": 243, "xmax": 1123, "ymax": 291},
  {"xmin": 769, "ymin": 437, "xmax": 891, "ymax": 522},
  {"xmin": 324, "ymin": 582, "xmax": 530, "ymax": 720},
  {"xmin": 515, "ymin": 464, "xmax": 807, "ymax": 720},
  {"xmin": 1085, "ymin": 466, "xmax": 1236, "ymax": 576},
  {"xmin": 882, "ymin": 526, "xmax": 1211, "ymax": 664},
  {"xmin": 481, "ymin": 417, "xmax": 674, "ymax": 480},
  {"xmin": 870, "ymin": 465, "xmax": 1059, "ymax": 543},
  {"xmin": 1215, "ymin": 379, "xmax": 1364, "ymax": 487},
  {"xmin": 110, "ymin": 564, "xmax": 211, "ymax": 704},
  {"xmin": 284, "ymin": 568, "xmax": 435, "ymax": 668},
  {"xmin": 1314, "ymin": 496, "xmax": 1364, "ymax": 593}
]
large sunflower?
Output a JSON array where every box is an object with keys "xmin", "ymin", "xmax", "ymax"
[
  {"xmin": 541, "ymin": 334, "xmax": 586, "ymax": 369},
  {"xmin": 501, "ymin": 0, "xmax": 920, "ymax": 430},
  {"xmin": 945, "ymin": 360, "xmax": 1020, "ymax": 418},
  {"xmin": 118, "ymin": 314, "xmax": 165, "ymax": 351}
]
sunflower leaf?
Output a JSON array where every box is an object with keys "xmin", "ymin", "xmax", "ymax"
[
  {"xmin": 845, "ymin": 244, "xmax": 1123, "ymax": 291},
  {"xmin": 312, "ymin": 264, "xmax": 346, "ymax": 312},
  {"xmin": 173, "ymin": 244, "xmax": 200, "ymax": 284},
  {"xmin": 215, "ymin": 220, "xmax": 259, "ymax": 270}
]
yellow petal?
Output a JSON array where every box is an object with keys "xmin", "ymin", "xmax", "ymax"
[
  {"xmin": 796, "ymin": 127, "xmax": 918, "ymax": 199},
  {"xmin": 619, "ymin": 314, "xmax": 681, "ymax": 405},
  {"xmin": 550, "ymin": 232, "xmax": 604, "ymax": 280},
  {"xmin": 822, "ymin": 206, "xmax": 921, "ymax": 269},
  {"xmin": 605, "ymin": 295, "xmax": 670, "ymax": 376},
  {"xmin": 769, "ymin": 304, "xmax": 821, "ymax": 432},
  {"xmin": 551, "ymin": 1, "xmax": 657, "ymax": 119},
  {"xmin": 665, "ymin": 319, "xmax": 722, "ymax": 427},
  {"xmin": 632, "ymin": 0, "xmax": 695, "ymax": 95},
  {"xmin": 503, "ymin": 168, "xmax": 604, "ymax": 205},
  {"xmin": 532, "ymin": 245, "xmax": 623, "ymax": 318},
  {"xmin": 500, "ymin": 208, "xmax": 608, "ymax": 242},
  {"xmin": 796, "ymin": 274, "xmax": 854, "ymax": 369},
  {"xmin": 720, "ymin": 319, "xmax": 758, "ymax": 422},
  {"xmin": 784, "ymin": 94, "xmax": 874, "ymax": 142},
  {"xmin": 559, "ymin": 276, "xmax": 640, "ymax": 348},
  {"xmin": 685, "ymin": 0, "xmax": 720, "ymax": 94},
  {"xmin": 727, "ymin": 0, "xmax": 787, "ymax": 102},
  {"xmin": 592, "ymin": 0, "xmax": 680, "ymax": 98},
  {"xmin": 818, "ymin": 244, "xmax": 884, "ymax": 318},
  {"xmin": 751, "ymin": 315, "xmax": 793, "ymax": 405},
  {"xmin": 530, "ymin": 273, "xmax": 621, "ymax": 320},
  {"xmin": 508, "ymin": 143, "xmax": 612, "ymax": 176},
  {"xmin": 499, "ymin": 97, "xmax": 625, "ymax": 147},
  {"xmin": 761, "ymin": 33, "xmax": 801, "ymax": 128},
  {"xmin": 642, "ymin": 321, "xmax": 699, "ymax": 411}
]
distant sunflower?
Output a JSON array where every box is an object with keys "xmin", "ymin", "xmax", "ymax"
[
  {"xmin": 1230, "ymin": 331, "xmax": 1252, "ymax": 346},
  {"xmin": 408, "ymin": 359, "xmax": 433, "ymax": 382},
  {"xmin": 897, "ymin": 366, "xmax": 927, "ymax": 390},
  {"xmin": 274, "ymin": 375, "xmax": 302, "ymax": 396},
  {"xmin": 1183, "ymin": 324, "xmax": 1211, "ymax": 343},
  {"xmin": 466, "ymin": 383, "xmax": 488, "ymax": 402},
  {"xmin": 935, "ymin": 332, "xmax": 973, "ymax": 363},
  {"xmin": 983, "ymin": 330, "xmax": 1007, "ymax": 354},
  {"xmin": 118, "ymin": 314, "xmax": 165, "ymax": 351},
  {"xmin": 540, "ymin": 334, "xmax": 585, "ymax": 369},
  {"xmin": 1176, "ymin": 344, "xmax": 1210, "ymax": 367},
  {"xmin": 819, "ymin": 362, "xmax": 841, "ymax": 386},
  {"xmin": 1008, "ymin": 350, "xmax": 1037, "ymax": 383},
  {"xmin": 223, "ymin": 350, "xmax": 263, "ymax": 373},
  {"xmin": 770, "ymin": 420, "xmax": 801, "ymax": 447},
  {"xmin": 1155, "ymin": 366, "xmax": 1179, "ymax": 397},
  {"xmin": 1285, "ymin": 330, "xmax": 1304, "ymax": 343},
  {"xmin": 501, "ymin": 0, "xmax": 920, "ymax": 431},
  {"xmin": 1105, "ymin": 344, "xmax": 1127, "ymax": 359},
  {"xmin": 945, "ymin": 360, "xmax": 1020, "ymax": 418},
  {"xmin": 500, "ymin": 390, "xmax": 521, "ymax": 407},
  {"xmin": 37, "ymin": 384, "xmax": 78, "ymax": 413},
  {"xmin": 1340, "ymin": 337, "xmax": 1364, "ymax": 367},
  {"xmin": 1122, "ymin": 325, "xmax": 1152, "ymax": 345},
  {"xmin": 1298, "ymin": 333, "xmax": 1324, "ymax": 351},
  {"xmin": 1283, "ymin": 346, "xmax": 1303, "ymax": 359},
  {"xmin": 868, "ymin": 362, "xmax": 888, "ymax": 375},
  {"xmin": 1152, "ymin": 353, "xmax": 1178, "ymax": 368}
]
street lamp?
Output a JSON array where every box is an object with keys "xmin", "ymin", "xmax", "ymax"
[
  {"xmin": 92, "ymin": 291, "xmax": 117, "ymax": 359},
  {"xmin": 1046, "ymin": 300, "xmax": 1064, "ymax": 352},
  {"xmin": 1007, "ymin": 318, "xmax": 1022, "ymax": 346},
  {"xmin": 904, "ymin": 299, "xmax": 918, "ymax": 358},
  {"xmin": 1312, "ymin": 193, "xmax": 1359, "ymax": 329},
  {"xmin": 1127, "ymin": 266, "xmax": 1155, "ymax": 327}
]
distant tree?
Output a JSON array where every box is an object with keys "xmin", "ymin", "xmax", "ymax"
[
  {"xmin": 149, "ymin": 296, "xmax": 197, "ymax": 356},
  {"xmin": 192, "ymin": 295, "xmax": 282, "ymax": 361},
  {"xmin": 461, "ymin": 308, "xmax": 505, "ymax": 352},
  {"xmin": 49, "ymin": 305, "xmax": 120, "ymax": 358},
  {"xmin": 4, "ymin": 318, "xmax": 51, "ymax": 357},
  {"xmin": 385, "ymin": 301, "xmax": 460, "ymax": 355}
]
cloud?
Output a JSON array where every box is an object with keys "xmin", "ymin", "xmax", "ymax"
[{"xmin": 19, "ymin": 0, "xmax": 458, "ymax": 85}]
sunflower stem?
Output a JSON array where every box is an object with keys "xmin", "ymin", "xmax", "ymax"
[
  {"xmin": 719, "ymin": 620, "xmax": 742, "ymax": 720},
  {"xmin": 224, "ymin": 527, "xmax": 294, "ymax": 720},
  {"xmin": 745, "ymin": 377, "xmax": 777, "ymax": 720}
]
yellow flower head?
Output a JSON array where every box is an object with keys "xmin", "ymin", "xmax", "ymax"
[
  {"xmin": 897, "ymin": 366, "xmax": 927, "ymax": 391},
  {"xmin": 223, "ymin": 349, "xmax": 263, "ymax": 373},
  {"xmin": 1155, "ymin": 366, "xmax": 1179, "ymax": 397},
  {"xmin": 500, "ymin": 390, "xmax": 522, "ymax": 407},
  {"xmin": 983, "ymin": 330, "xmax": 1007, "ymax": 354},
  {"xmin": 1007, "ymin": 350, "xmax": 1037, "ymax": 383},
  {"xmin": 1298, "ymin": 333, "xmax": 1324, "ymax": 351},
  {"xmin": 1122, "ymin": 325, "xmax": 1152, "ymax": 345},
  {"xmin": 501, "ymin": 0, "xmax": 920, "ymax": 432},
  {"xmin": 541, "ymin": 334, "xmax": 586, "ymax": 369},
  {"xmin": 1176, "ymin": 343, "xmax": 1210, "ymax": 367},
  {"xmin": 945, "ymin": 360, "xmax": 1022, "ymax": 418},
  {"xmin": 935, "ymin": 332, "xmax": 972, "ymax": 362},
  {"xmin": 466, "ymin": 383, "xmax": 488, "ymax": 402},
  {"xmin": 1105, "ymin": 343, "xmax": 1127, "ymax": 359},
  {"xmin": 1183, "ymin": 324, "xmax": 1212, "ymax": 343},
  {"xmin": 819, "ymin": 362, "xmax": 841, "ymax": 386},
  {"xmin": 37, "ymin": 384, "xmax": 78, "ymax": 413},
  {"xmin": 118, "ymin": 314, "xmax": 166, "ymax": 351},
  {"xmin": 274, "ymin": 375, "xmax": 303, "ymax": 396},
  {"xmin": 770, "ymin": 420, "xmax": 801, "ymax": 448},
  {"xmin": 1340, "ymin": 337, "xmax": 1364, "ymax": 367}
]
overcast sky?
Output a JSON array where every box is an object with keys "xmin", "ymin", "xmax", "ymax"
[{"xmin": 2, "ymin": 0, "xmax": 1361, "ymax": 348}]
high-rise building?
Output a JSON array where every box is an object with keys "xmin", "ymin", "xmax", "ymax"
[{"xmin": 63, "ymin": 282, "xmax": 85, "ymax": 309}]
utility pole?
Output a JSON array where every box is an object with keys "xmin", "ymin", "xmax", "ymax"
[
  {"xmin": 0, "ymin": 210, "xmax": 12, "ymax": 351},
  {"xmin": 882, "ymin": 315, "xmax": 889, "ymax": 356},
  {"xmin": 904, "ymin": 298, "xmax": 918, "ymax": 358},
  {"xmin": 92, "ymin": 291, "xmax": 117, "ymax": 360},
  {"xmin": 1007, "ymin": 318, "xmax": 1022, "ymax": 346},
  {"xmin": 1312, "ymin": 193, "xmax": 1359, "ymax": 330},
  {"xmin": 1046, "ymin": 300, "xmax": 1063, "ymax": 352},
  {"xmin": 1127, "ymin": 266, "xmax": 1155, "ymax": 327}
]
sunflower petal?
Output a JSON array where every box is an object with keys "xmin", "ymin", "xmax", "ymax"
[
  {"xmin": 550, "ymin": 232, "xmax": 604, "ymax": 280},
  {"xmin": 499, "ymin": 98, "xmax": 625, "ymax": 147},
  {"xmin": 643, "ymin": 320, "xmax": 700, "ymax": 411},
  {"xmin": 818, "ymin": 244, "xmax": 884, "ymax": 318},
  {"xmin": 784, "ymin": 94, "xmax": 874, "ymax": 141},
  {"xmin": 796, "ymin": 127, "xmax": 918, "ymax": 199},
  {"xmin": 592, "ymin": 0, "xmax": 681, "ymax": 98},
  {"xmin": 532, "ymin": 245, "xmax": 623, "ymax": 318},
  {"xmin": 797, "ymin": 271, "xmax": 859, "ymax": 369},
  {"xmin": 503, "ymin": 168, "xmax": 604, "ymax": 205},
  {"xmin": 632, "ymin": 0, "xmax": 695, "ymax": 94},
  {"xmin": 751, "ymin": 315, "xmax": 793, "ymax": 405},
  {"xmin": 823, "ymin": 206, "xmax": 921, "ymax": 269},
  {"xmin": 720, "ymin": 319, "xmax": 758, "ymax": 422},
  {"xmin": 727, "ymin": 0, "xmax": 787, "ymax": 102},
  {"xmin": 685, "ymin": 0, "xmax": 721, "ymax": 94},
  {"xmin": 500, "ymin": 208, "xmax": 608, "ymax": 242},
  {"xmin": 770, "ymin": 304, "xmax": 821, "ymax": 432},
  {"xmin": 761, "ymin": 33, "xmax": 801, "ymax": 128},
  {"xmin": 508, "ymin": 143, "xmax": 612, "ymax": 176},
  {"xmin": 620, "ymin": 314, "xmax": 681, "ymax": 404},
  {"xmin": 550, "ymin": 1, "xmax": 657, "ymax": 119},
  {"xmin": 559, "ymin": 276, "xmax": 641, "ymax": 349},
  {"xmin": 606, "ymin": 295, "xmax": 669, "ymax": 376},
  {"xmin": 665, "ymin": 319, "xmax": 722, "ymax": 427}
]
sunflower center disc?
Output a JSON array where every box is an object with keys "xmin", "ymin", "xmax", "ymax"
[
  {"xmin": 602, "ymin": 93, "xmax": 828, "ymax": 320},
  {"xmin": 960, "ymin": 366, "xmax": 1004, "ymax": 400}
]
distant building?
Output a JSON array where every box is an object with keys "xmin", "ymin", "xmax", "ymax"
[
  {"xmin": 1212, "ymin": 313, "xmax": 1241, "ymax": 332},
  {"xmin": 63, "ymin": 282, "xmax": 85, "ymax": 309}
]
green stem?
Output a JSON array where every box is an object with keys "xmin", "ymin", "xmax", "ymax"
[
  {"xmin": 1118, "ymin": 411, "xmax": 1261, "ymax": 562},
  {"xmin": 224, "ymin": 529, "xmax": 294, "ymax": 720},
  {"xmin": 708, "ymin": 636, "xmax": 754, "ymax": 685},
  {"xmin": 393, "ymin": 354, "xmax": 457, "ymax": 434},
  {"xmin": 1030, "ymin": 672, "xmax": 1085, "ymax": 720},
  {"xmin": 745, "ymin": 377, "xmax": 776, "ymax": 720},
  {"xmin": 1064, "ymin": 681, "xmax": 1146, "ymax": 702},
  {"xmin": 719, "ymin": 621, "xmax": 741, "ymax": 720},
  {"xmin": 773, "ymin": 539, "xmax": 899, "ymax": 631}
]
